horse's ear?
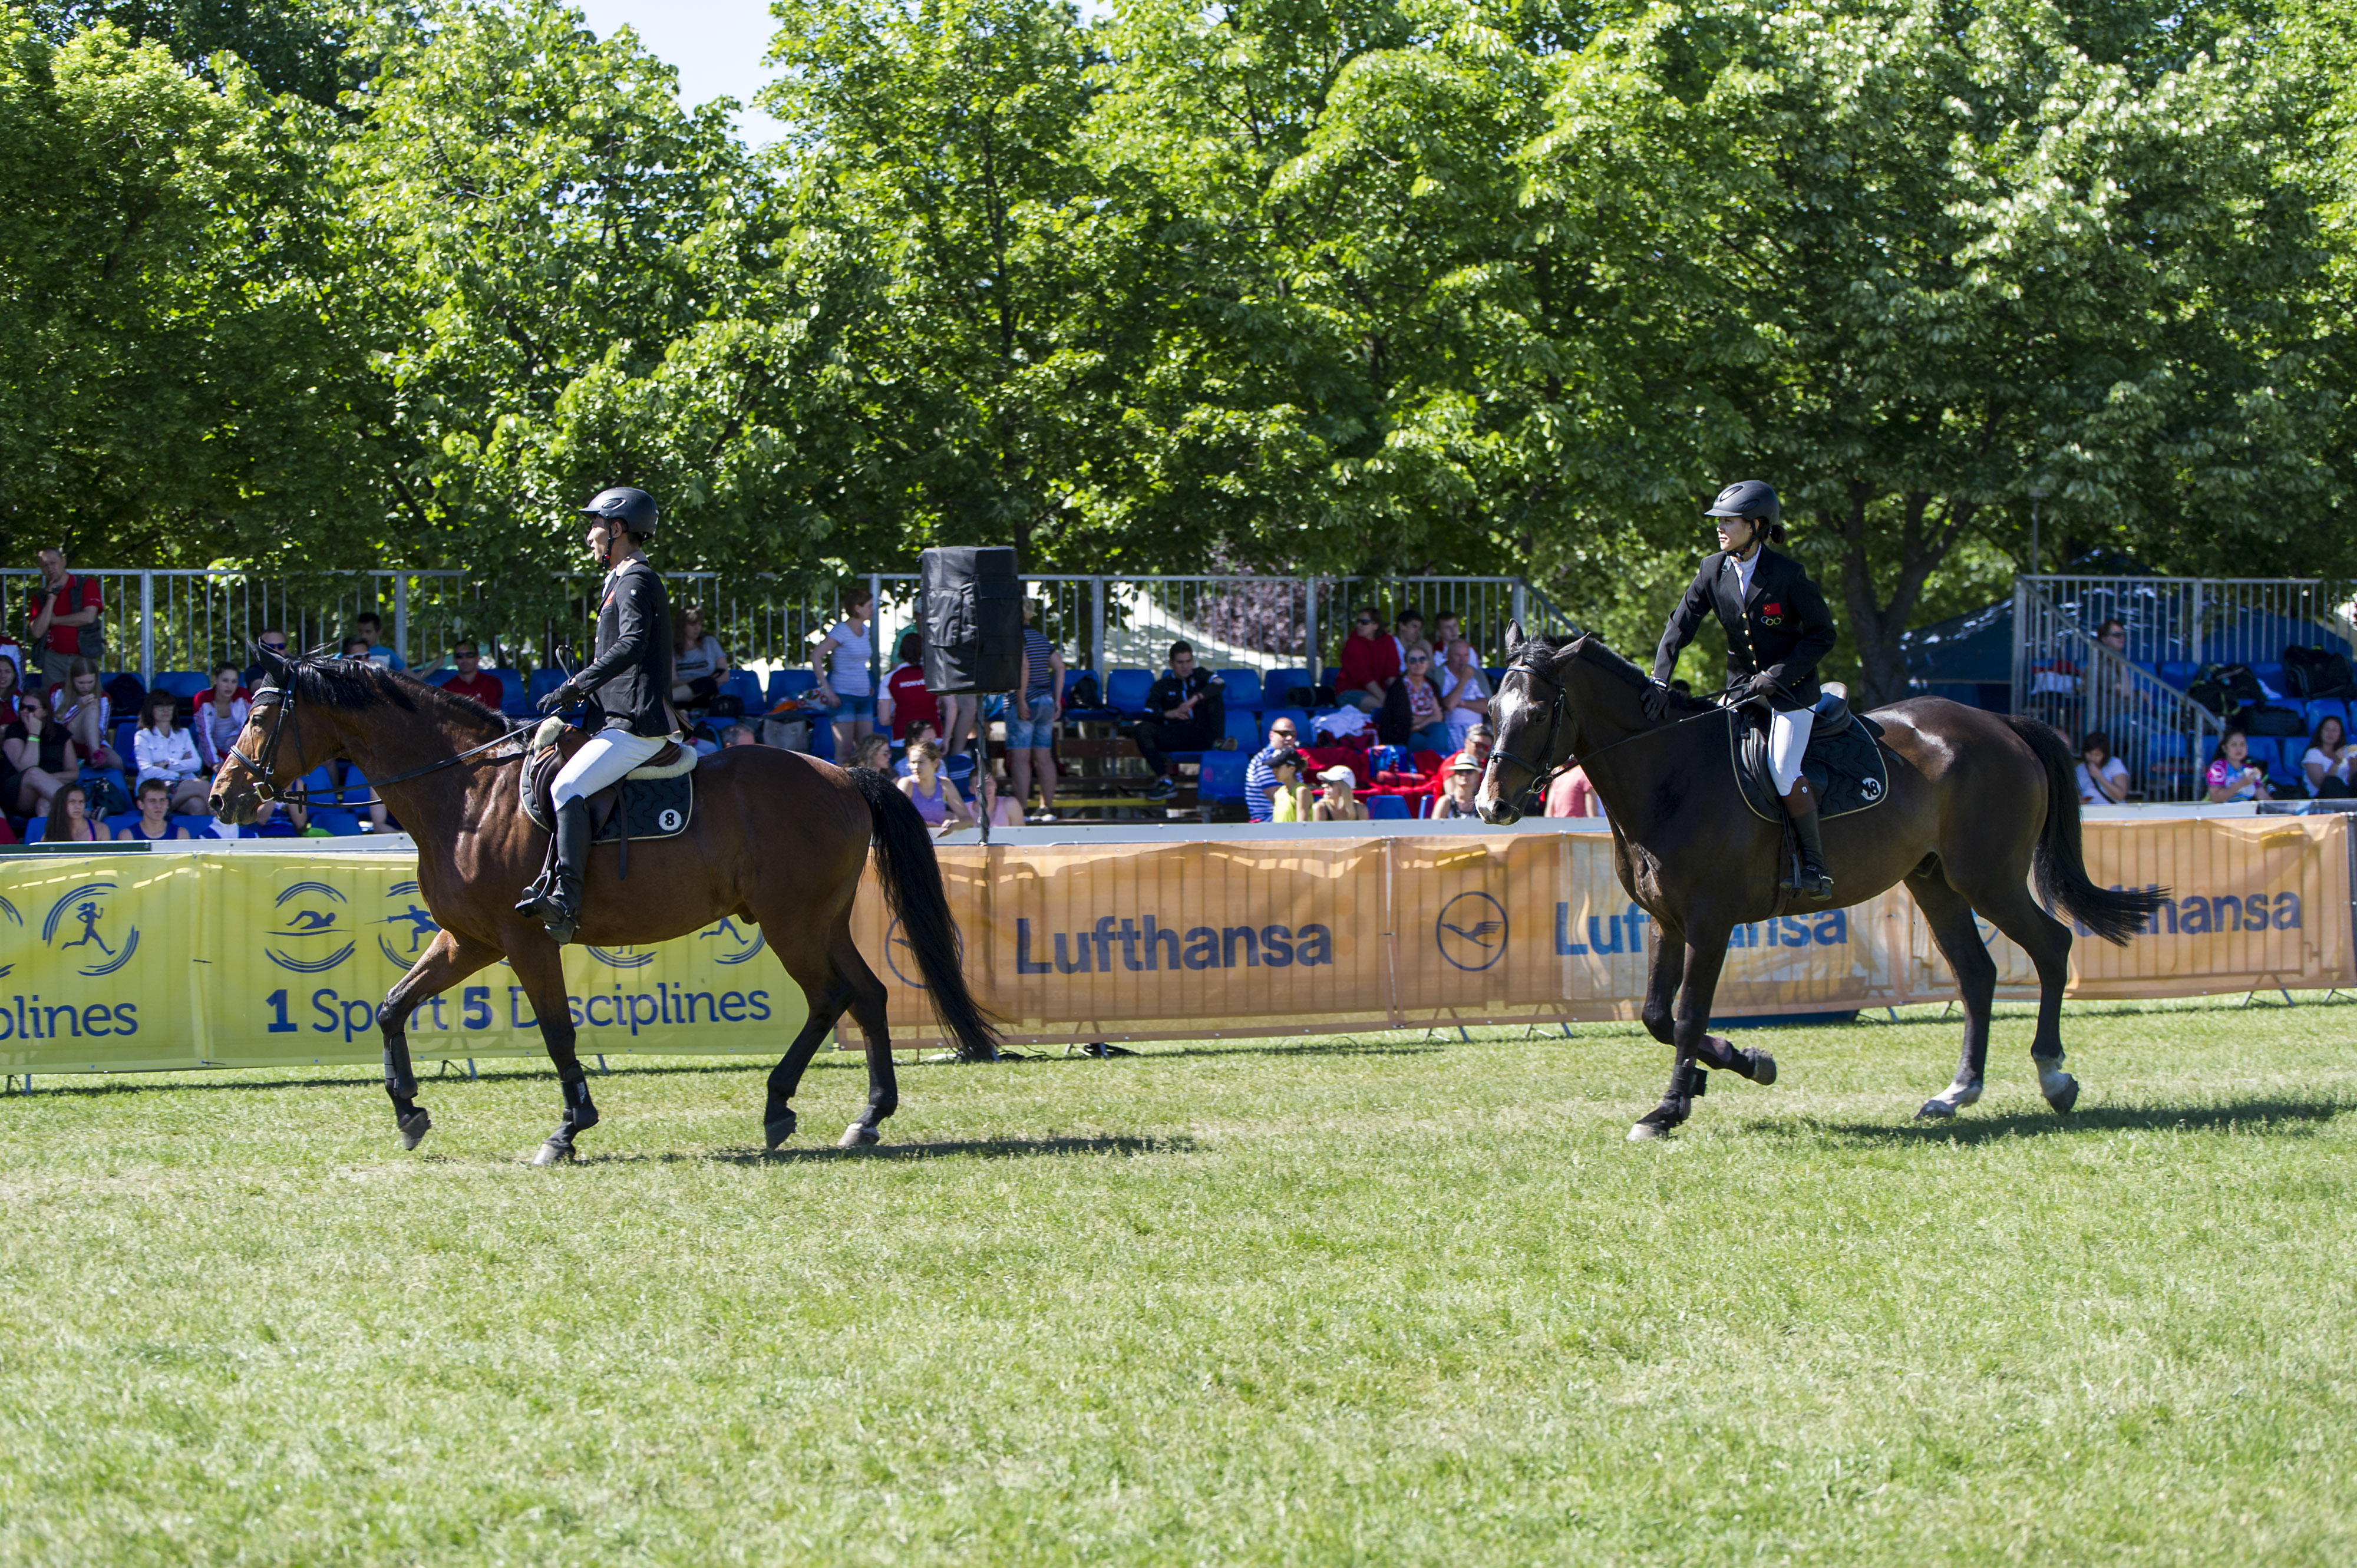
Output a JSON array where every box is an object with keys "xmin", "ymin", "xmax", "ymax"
[
  {"xmin": 247, "ymin": 639, "xmax": 286, "ymax": 684},
  {"xmin": 1504, "ymin": 619, "xmax": 1527, "ymax": 655}
]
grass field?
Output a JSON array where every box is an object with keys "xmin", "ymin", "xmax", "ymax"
[{"xmin": 1, "ymin": 998, "xmax": 2353, "ymax": 1565}]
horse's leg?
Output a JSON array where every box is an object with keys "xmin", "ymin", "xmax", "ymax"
[
  {"xmin": 376, "ymin": 929, "xmax": 501, "ymax": 1149},
  {"xmin": 1630, "ymin": 916, "xmax": 1739, "ymax": 1142},
  {"xmin": 506, "ymin": 937, "xmax": 598, "ymax": 1165},
  {"xmin": 757, "ymin": 919, "xmax": 852, "ymax": 1150},
  {"xmin": 1961, "ymin": 876, "xmax": 2081, "ymax": 1114},
  {"xmin": 832, "ymin": 930, "xmax": 897, "ymax": 1150},
  {"xmin": 1908, "ymin": 865, "xmax": 1997, "ymax": 1119},
  {"xmin": 1644, "ymin": 916, "xmax": 1776, "ymax": 1089}
]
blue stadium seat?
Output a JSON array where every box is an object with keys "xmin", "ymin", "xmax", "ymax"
[
  {"xmin": 2251, "ymin": 662, "xmax": 2287, "ymax": 695},
  {"xmin": 103, "ymin": 812, "xmax": 138, "ymax": 837},
  {"xmin": 295, "ymin": 764, "xmax": 336, "ymax": 803},
  {"xmin": 1199, "ymin": 750, "xmax": 1249, "ymax": 802},
  {"xmin": 343, "ymin": 769, "xmax": 375, "ymax": 807},
  {"xmin": 1215, "ymin": 668, "xmax": 1262, "ymax": 711},
  {"xmin": 526, "ymin": 668, "xmax": 569, "ymax": 706},
  {"xmin": 150, "ymin": 671, "xmax": 210, "ymax": 701},
  {"xmin": 1366, "ymin": 794, "xmax": 1410, "ymax": 820},
  {"xmin": 2305, "ymin": 699, "xmax": 2349, "ymax": 736},
  {"xmin": 2158, "ymin": 661, "xmax": 2197, "ymax": 689},
  {"xmin": 22, "ymin": 817, "xmax": 42, "ymax": 841},
  {"xmin": 722, "ymin": 669, "xmax": 763, "ymax": 711},
  {"xmin": 1223, "ymin": 709, "xmax": 1261, "ymax": 748},
  {"xmin": 1105, "ymin": 668, "xmax": 1154, "ymax": 715},
  {"xmin": 768, "ymin": 669, "xmax": 817, "ymax": 705},
  {"xmin": 1262, "ymin": 668, "xmax": 1312, "ymax": 708},
  {"xmin": 171, "ymin": 814, "xmax": 226, "ymax": 838},
  {"xmin": 309, "ymin": 808, "xmax": 362, "ymax": 836},
  {"xmin": 490, "ymin": 669, "xmax": 530, "ymax": 717}
]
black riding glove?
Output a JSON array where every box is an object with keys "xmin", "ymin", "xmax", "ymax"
[
  {"xmin": 537, "ymin": 680, "xmax": 583, "ymax": 715},
  {"xmin": 1640, "ymin": 681, "xmax": 1671, "ymax": 721},
  {"xmin": 1743, "ymin": 672, "xmax": 1784, "ymax": 705}
]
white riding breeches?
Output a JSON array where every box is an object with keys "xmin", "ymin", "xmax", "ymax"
[
  {"xmin": 1768, "ymin": 708, "xmax": 1815, "ymax": 795},
  {"xmin": 552, "ymin": 728, "xmax": 666, "ymax": 810}
]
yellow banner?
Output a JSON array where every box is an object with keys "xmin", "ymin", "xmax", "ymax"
[{"xmin": 2, "ymin": 815, "xmax": 2346, "ymax": 1073}]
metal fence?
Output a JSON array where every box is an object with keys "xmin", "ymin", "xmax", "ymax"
[
  {"xmin": 0, "ymin": 568, "xmax": 1587, "ymax": 691},
  {"xmin": 2010, "ymin": 576, "xmax": 2355, "ymax": 801}
]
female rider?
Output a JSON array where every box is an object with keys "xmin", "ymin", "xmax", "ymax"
[{"xmin": 1646, "ymin": 480, "xmax": 1838, "ymax": 901}]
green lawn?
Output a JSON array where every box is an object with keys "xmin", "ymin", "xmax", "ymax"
[{"xmin": 1, "ymin": 998, "xmax": 2352, "ymax": 1566}]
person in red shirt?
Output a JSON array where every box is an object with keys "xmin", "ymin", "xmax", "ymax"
[
  {"xmin": 26, "ymin": 546, "xmax": 103, "ymax": 692},
  {"xmin": 1336, "ymin": 606, "xmax": 1401, "ymax": 712},
  {"xmin": 879, "ymin": 632, "xmax": 939, "ymax": 741},
  {"xmin": 441, "ymin": 642, "xmax": 506, "ymax": 710}
]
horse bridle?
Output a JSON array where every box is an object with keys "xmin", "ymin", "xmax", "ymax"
[
  {"xmin": 1488, "ymin": 651, "xmax": 1760, "ymax": 797},
  {"xmin": 229, "ymin": 652, "xmax": 531, "ymax": 806}
]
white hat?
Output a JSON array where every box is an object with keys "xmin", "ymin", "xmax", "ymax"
[{"xmin": 1316, "ymin": 764, "xmax": 1356, "ymax": 785}]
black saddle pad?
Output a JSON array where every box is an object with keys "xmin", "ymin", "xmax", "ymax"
[
  {"xmin": 1733, "ymin": 709, "xmax": 1890, "ymax": 823},
  {"xmin": 524, "ymin": 765, "xmax": 696, "ymax": 844}
]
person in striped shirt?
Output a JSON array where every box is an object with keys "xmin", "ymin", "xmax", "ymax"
[{"xmin": 1244, "ymin": 714, "xmax": 1302, "ymax": 821}]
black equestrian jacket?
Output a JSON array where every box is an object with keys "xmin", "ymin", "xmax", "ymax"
[
  {"xmin": 1650, "ymin": 546, "xmax": 1836, "ymax": 712},
  {"xmin": 576, "ymin": 556, "xmax": 675, "ymax": 736}
]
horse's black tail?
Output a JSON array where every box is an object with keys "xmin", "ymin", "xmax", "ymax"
[
  {"xmin": 849, "ymin": 767, "xmax": 1002, "ymax": 1061},
  {"xmin": 2001, "ymin": 714, "xmax": 2168, "ymax": 946}
]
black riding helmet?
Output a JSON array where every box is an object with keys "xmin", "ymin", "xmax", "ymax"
[
  {"xmin": 1705, "ymin": 479, "xmax": 1782, "ymax": 542},
  {"xmin": 580, "ymin": 486, "xmax": 659, "ymax": 540}
]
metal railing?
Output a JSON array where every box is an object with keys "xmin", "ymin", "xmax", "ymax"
[
  {"xmin": 0, "ymin": 569, "xmax": 1591, "ymax": 694},
  {"xmin": 2013, "ymin": 575, "xmax": 2350, "ymax": 671},
  {"xmin": 2015, "ymin": 591, "xmax": 2224, "ymax": 800}
]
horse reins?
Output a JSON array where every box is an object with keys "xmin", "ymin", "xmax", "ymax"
[
  {"xmin": 1489, "ymin": 657, "xmax": 1772, "ymax": 795},
  {"xmin": 230, "ymin": 651, "xmax": 533, "ymax": 808}
]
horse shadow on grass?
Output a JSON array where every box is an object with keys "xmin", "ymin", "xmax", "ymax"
[
  {"xmin": 584, "ymin": 1133, "xmax": 1202, "ymax": 1167},
  {"xmin": 1761, "ymin": 1094, "xmax": 2350, "ymax": 1148}
]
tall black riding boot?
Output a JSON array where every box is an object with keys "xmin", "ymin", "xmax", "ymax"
[
  {"xmin": 541, "ymin": 798, "xmax": 591, "ymax": 944},
  {"xmin": 1782, "ymin": 804, "xmax": 1833, "ymax": 903}
]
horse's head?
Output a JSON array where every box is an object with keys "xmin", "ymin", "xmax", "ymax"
[
  {"xmin": 1476, "ymin": 621, "xmax": 1576, "ymax": 825},
  {"xmin": 209, "ymin": 641, "xmax": 345, "ymax": 824}
]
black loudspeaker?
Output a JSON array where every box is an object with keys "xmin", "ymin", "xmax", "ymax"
[{"xmin": 918, "ymin": 546, "xmax": 1024, "ymax": 694}]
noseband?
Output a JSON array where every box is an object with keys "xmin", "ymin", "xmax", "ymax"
[{"xmin": 1488, "ymin": 659, "xmax": 1571, "ymax": 794}]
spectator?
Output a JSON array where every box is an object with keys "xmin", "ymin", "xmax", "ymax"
[
  {"xmin": 880, "ymin": 630, "xmax": 939, "ymax": 742},
  {"xmin": 252, "ymin": 798, "xmax": 329, "ymax": 838},
  {"xmin": 850, "ymin": 734, "xmax": 893, "ymax": 771},
  {"xmin": 670, "ymin": 604, "xmax": 731, "ymax": 712},
  {"xmin": 25, "ymin": 546, "xmax": 104, "ymax": 691},
  {"xmin": 1438, "ymin": 639, "xmax": 1490, "ymax": 744},
  {"xmin": 0, "ymin": 654, "xmax": 20, "ymax": 725},
  {"xmin": 813, "ymin": 585, "xmax": 877, "ymax": 755},
  {"xmin": 722, "ymin": 723, "xmax": 760, "ymax": 748},
  {"xmin": 899, "ymin": 738, "xmax": 977, "ymax": 835},
  {"xmin": 350, "ymin": 612, "xmax": 405, "ymax": 671},
  {"xmin": 1434, "ymin": 757, "xmax": 1484, "ymax": 820},
  {"xmin": 1336, "ymin": 607, "xmax": 1401, "ymax": 712},
  {"xmin": 192, "ymin": 663, "xmax": 252, "ymax": 774},
  {"xmin": 1396, "ymin": 608, "xmax": 1432, "ymax": 663},
  {"xmin": 1008, "ymin": 600, "xmax": 1065, "ymax": 818},
  {"xmin": 2076, "ymin": 731, "xmax": 2131, "ymax": 805},
  {"xmin": 441, "ymin": 643, "xmax": 505, "ymax": 709},
  {"xmin": 1432, "ymin": 611, "xmax": 1464, "ymax": 660},
  {"xmin": 243, "ymin": 628, "xmax": 289, "ymax": 689},
  {"xmin": 1311, "ymin": 762, "xmax": 1366, "ymax": 821},
  {"xmin": 1134, "ymin": 639, "xmax": 1219, "ymax": 803},
  {"xmin": 1546, "ymin": 764, "xmax": 1604, "ymax": 818},
  {"xmin": 43, "ymin": 779, "xmax": 101, "ymax": 843},
  {"xmin": 1395, "ymin": 648, "xmax": 1452, "ymax": 754},
  {"xmin": 51, "ymin": 657, "xmax": 127, "ymax": 802},
  {"xmin": 1265, "ymin": 714, "xmax": 1300, "ymax": 751},
  {"xmin": 1244, "ymin": 729, "xmax": 1287, "ymax": 822},
  {"xmin": 2302, "ymin": 716, "xmax": 2353, "ymax": 800},
  {"xmin": 5, "ymin": 689, "xmax": 78, "ymax": 816},
  {"xmin": 341, "ymin": 636, "xmax": 371, "ymax": 660},
  {"xmin": 117, "ymin": 777, "xmax": 191, "ymax": 841},
  {"xmin": 976, "ymin": 770, "xmax": 1025, "ymax": 828},
  {"xmin": 2204, "ymin": 728, "xmax": 2270, "ymax": 804},
  {"xmin": 1267, "ymin": 749, "xmax": 1310, "ymax": 823},
  {"xmin": 133, "ymin": 690, "xmax": 208, "ymax": 813}
]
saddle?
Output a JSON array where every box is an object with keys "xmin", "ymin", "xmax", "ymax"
[
  {"xmin": 519, "ymin": 718, "xmax": 701, "ymax": 880},
  {"xmin": 1732, "ymin": 690, "xmax": 1890, "ymax": 825}
]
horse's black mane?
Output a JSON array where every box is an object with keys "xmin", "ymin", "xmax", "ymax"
[
  {"xmin": 278, "ymin": 656, "xmax": 507, "ymax": 731},
  {"xmin": 1515, "ymin": 631, "xmax": 1645, "ymax": 688}
]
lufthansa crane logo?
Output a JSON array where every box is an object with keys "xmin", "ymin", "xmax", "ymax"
[
  {"xmin": 267, "ymin": 882, "xmax": 351, "ymax": 972},
  {"xmin": 1435, "ymin": 891, "xmax": 1508, "ymax": 972},
  {"xmin": 44, "ymin": 882, "xmax": 141, "ymax": 978}
]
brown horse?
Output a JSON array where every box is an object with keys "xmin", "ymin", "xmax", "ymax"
[
  {"xmin": 1474, "ymin": 628, "xmax": 2165, "ymax": 1141},
  {"xmin": 209, "ymin": 646, "xmax": 997, "ymax": 1162}
]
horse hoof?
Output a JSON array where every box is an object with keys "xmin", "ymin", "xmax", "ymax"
[
  {"xmin": 764, "ymin": 1114, "xmax": 797, "ymax": 1151},
  {"xmin": 837, "ymin": 1123, "xmax": 880, "ymax": 1150},
  {"xmin": 397, "ymin": 1109, "xmax": 432, "ymax": 1150},
  {"xmin": 1745, "ymin": 1049, "xmax": 1777, "ymax": 1087},
  {"xmin": 1628, "ymin": 1120, "xmax": 1669, "ymax": 1142},
  {"xmin": 530, "ymin": 1138, "xmax": 575, "ymax": 1167},
  {"xmin": 2045, "ymin": 1075, "xmax": 2080, "ymax": 1115},
  {"xmin": 1916, "ymin": 1097, "xmax": 1957, "ymax": 1120}
]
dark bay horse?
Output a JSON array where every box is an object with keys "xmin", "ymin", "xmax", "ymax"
[
  {"xmin": 1475, "ymin": 628, "xmax": 2165, "ymax": 1141},
  {"xmin": 209, "ymin": 646, "xmax": 997, "ymax": 1162}
]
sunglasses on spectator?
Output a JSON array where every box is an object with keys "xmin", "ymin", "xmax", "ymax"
[
  {"xmin": 261, "ymin": 640, "xmax": 288, "ymax": 652},
  {"xmin": 1355, "ymin": 616, "xmax": 1375, "ymax": 626}
]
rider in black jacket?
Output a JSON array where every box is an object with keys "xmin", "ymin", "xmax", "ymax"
[
  {"xmin": 517, "ymin": 486, "xmax": 676, "ymax": 942},
  {"xmin": 1645, "ymin": 480, "xmax": 1840, "ymax": 900}
]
